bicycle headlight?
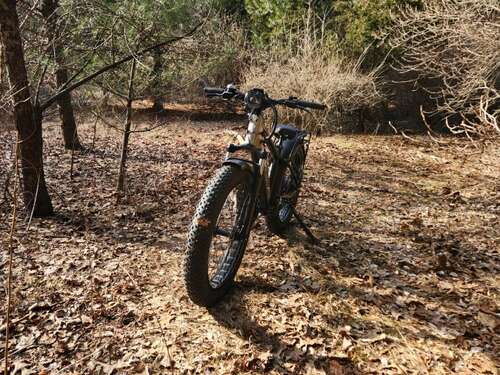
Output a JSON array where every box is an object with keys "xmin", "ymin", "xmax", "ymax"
[{"xmin": 244, "ymin": 89, "xmax": 266, "ymax": 111}]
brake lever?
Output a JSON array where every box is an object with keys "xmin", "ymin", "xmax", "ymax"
[{"xmin": 221, "ymin": 83, "xmax": 239, "ymax": 99}]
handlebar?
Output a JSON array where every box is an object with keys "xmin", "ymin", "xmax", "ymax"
[
  {"xmin": 203, "ymin": 86, "xmax": 326, "ymax": 111},
  {"xmin": 275, "ymin": 98, "xmax": 327, "ymax": 110},
  {"xmin": 204, "ymin": 86, "xmax": 244, "ymax": 100},
  {"xmin": 204, "ymin": 87, "xmax": 225, "ymax": 96}
]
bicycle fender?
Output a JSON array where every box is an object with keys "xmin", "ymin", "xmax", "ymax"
[
  {"xmin": 222, "ymin": 158, "xmax": 256, "ymax": 174},
  {"xmin": 268, "ymin": 134, "xmax": 305, "ymax": 204},
  {"xmin": 279, "ymin": 134, "xmax": 305, "ymax": 162}
]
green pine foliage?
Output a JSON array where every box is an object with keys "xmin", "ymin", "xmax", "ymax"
[
  {"xmin": 334, "ymin": 0, "xmax": 423, "ymax": 55},
  {"xmin": 242, "ymin": 0, "xmax": 423, "ymax": 58},
  {"xmin": 244, "ymin": 0, "xmax": 304, "ymax": 45}
]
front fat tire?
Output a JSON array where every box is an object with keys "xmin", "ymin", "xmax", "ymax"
[{"xmin": 184, "ymin": 165, "xmax": 252, "ymax": 307}]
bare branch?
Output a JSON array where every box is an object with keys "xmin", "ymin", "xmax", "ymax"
[
  {"xmin": 390, "ymin": 0, "xmax": 499, "ymax": 138},
  {"xmin": 40, "ymin": 20, "xmax": 204, "ymax": 111}
]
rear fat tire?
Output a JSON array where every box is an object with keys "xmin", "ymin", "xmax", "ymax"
[
  {"xmin": 184, "ymin": 165, "xmax": 252, "ymax": 307},
  {"xmin": 266, "ymin": 144, "xmax": 306, "ymax": 234}
]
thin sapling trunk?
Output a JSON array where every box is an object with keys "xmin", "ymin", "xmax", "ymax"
[{"xmin": 116, "ymin": 59, "xmax": 137, "ymax": 199}]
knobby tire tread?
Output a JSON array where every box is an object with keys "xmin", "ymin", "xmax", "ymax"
[{"xmin": 184, "ymin": 165, "xmax": 251, "ymax": 307}]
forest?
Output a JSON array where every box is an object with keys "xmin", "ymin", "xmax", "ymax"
[{"xmin": 0, "ymin": 0, "xmax": 498, "ymax": 373}]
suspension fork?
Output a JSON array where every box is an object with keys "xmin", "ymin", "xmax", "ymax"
[
  {"xmin": 250, "ymin": 150, "xmax": 270, "ymax": 221},
  {"xmin": 228, "ymin": 110, "xmax": 274, "ymax": 237}
]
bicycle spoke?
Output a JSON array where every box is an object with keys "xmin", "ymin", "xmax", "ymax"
[
  {"xmin": 207, "ymin": 180, "xmax": 252, "ymax": 287},
  {"xmin": 280, "ymin": 191, "xmax": 296, "ymax": 199},
  {"xmin": 288, "ymin": 163, "xmax": 302, "ymax": 188}
]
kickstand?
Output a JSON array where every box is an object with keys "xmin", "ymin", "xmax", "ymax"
[{"xmin": 291, "ymin": 206, "xmax": 320, "ymax": 244}]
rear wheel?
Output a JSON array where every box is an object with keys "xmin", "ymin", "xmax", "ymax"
[
  {"xmin": 266, "ymin": 144, "xmax": 306, "ymax": 234},
  {"xmin": 184, "ymin": 165, "xmax": 253, "ymax": 307}
]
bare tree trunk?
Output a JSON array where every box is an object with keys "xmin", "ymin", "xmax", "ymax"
[
  {"xmin": 151, "ymin": 49, "xmax": 164, "ymax": 112},
  {"xmin": 116, "ymin": 59, "xmax": 136, "ymax": 197},
  {"xmin": 0, "ymin": 35, "xmax": 6, "ymax": 89},
  {"xmin": 40, "ymin": 0, "xmax": 82, "ymax": 150},
  {"xmin": 56, "ymin": 69, "xmax": 82, "ymax": 149},
  {"xmin": 0, "ymin": 0, "xmax": 54, "ymax": 217}
]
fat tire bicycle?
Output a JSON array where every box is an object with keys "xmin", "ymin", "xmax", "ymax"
[{"xmin": 184, "ymin": 85, "xmax": 325, "ymax": 307}]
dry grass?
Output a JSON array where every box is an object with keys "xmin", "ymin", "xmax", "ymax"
[{"xmin": 243, "ymin": 37, "xmax": 383, "ymax": 134}]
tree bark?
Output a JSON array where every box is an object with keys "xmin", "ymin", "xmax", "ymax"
[
  {"xmin": 0, "ymin": 33, "xmax": 6, "ymax": 90},
  {"xmin": 151, "ymin": 50, "xmax": 164, "ymax": 112},
  {"xmin": 117, "ymin": 59, "xmax": 136, "ymax": 197},
  {"xmin": 0, "ymin": 0, "xmax": 54, "ymax": 217},
  {"xmin": 40, "ymin": 0, "xmax": 82, "ymax": 150}
]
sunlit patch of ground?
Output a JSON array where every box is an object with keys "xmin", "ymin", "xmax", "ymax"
[{"xmin": 0, "ymin": 113, "xmax": 498, "ymax": 374}]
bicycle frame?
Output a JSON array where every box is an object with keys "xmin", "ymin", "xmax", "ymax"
[
  {"xmin": 222, "ymin": 108, "xmax": 308, "ymax": 227},
  {"xmin": 201, "ymin": 84, "xmax": 321, "ymax": 232}
]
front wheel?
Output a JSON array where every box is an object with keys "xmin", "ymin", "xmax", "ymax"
[{"xmin": 184, "ymin": 165, "xmax": 254, "ymax": 307}]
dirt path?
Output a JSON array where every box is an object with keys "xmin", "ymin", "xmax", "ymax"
[{"xmin": 0, "ymin": 116, "xmax": 499, "ymax": 374}]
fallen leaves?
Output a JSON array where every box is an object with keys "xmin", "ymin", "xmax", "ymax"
[
  {"xmin": 197, "ymin": 217, "xmax": 211, "ymax": 227},
  {"xmin": 476, "ymin": 311, "xmax": 499, "ymax": 331},
  {"xmin": 0, "ymin": 120, "xmax": 498, "ymax": 373}
]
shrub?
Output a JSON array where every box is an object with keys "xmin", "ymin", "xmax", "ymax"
[
  {"xmin": 391, "ymin": 0, "xmax": 500, "ymax": 138},
  {"xmin": 243, "ymin": 37, "xmax": 383, "ymax": 133}
]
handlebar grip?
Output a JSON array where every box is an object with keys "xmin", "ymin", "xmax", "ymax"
[
  {"xmin": 295, "ymin": 100, "xmax": 327, "ymax": 110},
  {"xmin": 204, "ymin": 87, "xmax": 225, "ymax": 96}
]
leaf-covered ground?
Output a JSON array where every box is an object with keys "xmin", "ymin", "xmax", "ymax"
[{"xmin": 0, "ymin": 112, "xmax": 499, "ymax": 374}]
